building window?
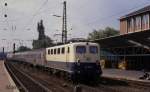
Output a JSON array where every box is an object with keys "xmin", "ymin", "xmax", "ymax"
[
  {"xmin": 135, "ymin": 16, "xmax": 141, "ymax": 31},
  {"xmin": 127, "ymin": 18, "xmax": 134, "ymax": 33},
  {"xmin": 142, "ymin": 14, "xmax": 149, "ymax": 30},
  {"xmin": 127, "ymin": 19, "xmax": 131, "ymax": 32}
]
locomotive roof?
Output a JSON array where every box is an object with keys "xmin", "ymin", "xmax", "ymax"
[
  {"xmin": 46, "ymin": 42, "xmax": 98, "ymax": 49},
  {"xmin": 12, "ymin": 42, "xmax": 98, "ymax": 54},
  {"xmin": 13, "ymin": 48, "xmax": 45, "ymax": 55}
]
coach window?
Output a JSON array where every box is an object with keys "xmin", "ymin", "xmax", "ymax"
[
  {"xmin": 51, "ymin": 49, "xmax": 53, "ymax": 54},
  {"xmin": 54, "ymin": 49, "xmax": 56, "ymax": 54},
  {"xmin": 61, "ymin": 47, "xmax": 65, "ymax": 54},
  {"xmin": 57, "ymin": 48, "xmax": 60, "ymax": 54}
]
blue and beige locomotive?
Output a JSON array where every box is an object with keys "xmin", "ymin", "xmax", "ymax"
[
  {"xmin": 46, "ymin": 42, "xmax": 102, "ymax": 81},
  {"xmin": 8, "ymin": 42, "xmax": 102, "ymax": 81}
]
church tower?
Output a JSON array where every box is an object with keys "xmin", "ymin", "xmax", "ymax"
[{"xmin": 37, "ymin": 20, "xmax": 45, "ymax": 40}]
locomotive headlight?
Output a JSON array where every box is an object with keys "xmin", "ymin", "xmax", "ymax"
[
  {"xmin": 76, "ymin": 58, "xmax": 80, "ymax": 66},
  {"xmin": 77, "ymin": 60, "xmax": 80, "ymax": 66}
]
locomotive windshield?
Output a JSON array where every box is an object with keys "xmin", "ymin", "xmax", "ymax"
[
  {"xmin": 76, "ymin": 46, "xmax": 86, "ymax": 53},
  {"xmin": 89, "ymin": 46, "xmax": 98, "ymax": 54}
]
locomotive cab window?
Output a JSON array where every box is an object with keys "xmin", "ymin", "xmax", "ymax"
[
  {"xmin": 76, "ymin": 46, "xmax": 86, "ymax": 54},
  {"xmin": 89, "ymin": 46, "xmax": 98, "ymax": 54}
]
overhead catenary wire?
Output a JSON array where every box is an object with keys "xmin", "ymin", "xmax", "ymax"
[
  {"xmin": 21, "ymin": 0, "xmax": 49, "ymax": 32},
  {"xmin": 0, "ymin": 0, "xmax": 150, "ymax": 48}
]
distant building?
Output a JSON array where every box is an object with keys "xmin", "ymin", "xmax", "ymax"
[
  {"xmin": 120, "ymin": 5, "xmax": 150, "ymax": 34},
  {"xmin": 37, "ymin": 20, "xmax": 46, "ymax": 40},
  {"xmin": 95, "ymin": 5, "xmax": 150, "ymax": 70}
]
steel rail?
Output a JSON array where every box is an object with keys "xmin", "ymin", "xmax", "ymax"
[
  {"xmin": 5, "ymin": 62, "xmax": 29, "ymax": 92},
  {"xmin": 6, "ymin": 62, "xmax": 52, "ymax": 92}
]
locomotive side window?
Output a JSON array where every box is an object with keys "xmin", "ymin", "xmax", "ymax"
[
  {"xmin": 67, "ymin": 47, "xmax": 70, "ymax": 53},
  {"xmin": 61, "ymin": 47, "xmax": 65, "ymax": 54},
  {"xmin": 54, "ymin": 49, "xmax": 56, "ymax": 54},
  {"xmin": 57, "ymin": 48, "xmax": 60, "ymax": 54},
  {"xmin": 89, "ymin": 46, "xmax": 98, "ymax": 54},
  {"xmin": 48, "ymin": 49, "xmax": 50, "ymax": 54},
  {"xmin": 76, "ymin": 46, "xmax": 86, "ymax": 53},
  {"xmin": 51, "ymin": 49, "xmax": 53, "ymax": 54}
]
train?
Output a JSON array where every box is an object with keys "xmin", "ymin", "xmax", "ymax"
[{"xmin": 7, "ymin": 42, "xmax": 102, "ymax": 82}]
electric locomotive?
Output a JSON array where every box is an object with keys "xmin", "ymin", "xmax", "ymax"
[{"xmin": 46, "ymin": 42, "xmax": 102, "ymax": 81}]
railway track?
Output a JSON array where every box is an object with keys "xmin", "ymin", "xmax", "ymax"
[
  {"xmin": 97, "ymin": 77, "xmax": 150, "ymax": 92},
  {"xmin": 5, "ymin": 61, "xmax": 51, "ymax": 92},
  {"xmin": 80, "ymin": 76, "xmax": 150, "ymax": 92},
  {"xmin": 5, "ymin": 60, "xmax": 150, "ymax": 92},
  {"xmin": 6, "ymin": 61, "xmax": 74, "ymax": 92}
]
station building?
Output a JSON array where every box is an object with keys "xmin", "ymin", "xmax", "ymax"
[{"xmin": 95, "ymin": 5, "xmax": 150, "ymax": 70}]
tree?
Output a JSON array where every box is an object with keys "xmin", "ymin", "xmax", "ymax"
[
  {"xmin": 32, "ymin": 36, "xmax": 53, "ymax": 49},
  {"xmin": 88, "ymin": 27, "xmax": 119, "ymax": 40},
  {"xmin": 16, "ymin": 46, "xmax": 31, "ymax": 52},
  {"xmin": 32, "ymin": 20, "xmax": 53, "ymax": 49}
]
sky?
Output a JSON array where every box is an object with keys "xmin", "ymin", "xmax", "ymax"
[{"xmin": 0, "ymin": 0, "xmax": 150, "ymax": 51}]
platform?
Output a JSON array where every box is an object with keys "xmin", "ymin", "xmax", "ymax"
[
  {"xmin": 102, "ymin": 69, "xmax": 150, "ymax": 82},
  {"xmin": 0, "ymin": 60, "xmax": 19, "ymax": 92}
]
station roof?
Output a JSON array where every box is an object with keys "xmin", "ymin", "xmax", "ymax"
[
  {"xmin": 93, "ymin": 30, "xmax": 150, "ymax": 50},
  {"xmin": 120, "ymin": 5, "xmax": 150, "ymax": 20}
]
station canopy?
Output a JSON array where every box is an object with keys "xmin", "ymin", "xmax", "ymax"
[{"xmin": 93, "ymin": 30, "xmax": 150, "ymax": 50}]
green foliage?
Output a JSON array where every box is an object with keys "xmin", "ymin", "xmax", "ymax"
[
  {"xmin": 32, "ymin": 36, "xmax": 53, "ymax": 49},
  {"xmin": 88, "ymin": 27, "xmax": 119, "ymax": 40},
  {"xmin": 32, "ymin": 20, "xmax": 54, "ymax": 49},
  {"xmin": 16, "ymin": 46, "xmax": 31, "ymax": 52}
]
